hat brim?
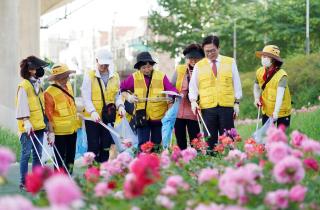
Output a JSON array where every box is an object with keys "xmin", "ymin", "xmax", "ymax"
[
  {"xmin": 48, "ymin": 70, "xmax": 76, "ymax": 81},
  {"xmin": 185, "ymin": 51, "xmax": 204, "ymax": 59},
  {"xmin": 134, "ymin": 60, "xmax": 156, "ymax": 69},
  {"xmin": 256, "ymin": 51, "xmax": 283, "ymax": 62},
  {"xmin": 97, "ymin": 58, "xmax": 112, "ymax": 65}
]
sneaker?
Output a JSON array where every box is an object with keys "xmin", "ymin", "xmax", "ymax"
[{"xmin": 19, "ymin": 183, "xmax": 26, "ymax": 192}]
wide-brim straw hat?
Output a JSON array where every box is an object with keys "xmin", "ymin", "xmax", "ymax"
[
  {"xmin": 255, "ymin": 45, "xmax": 283, "ymax": 63},
  {"xmin": 48, "ymin": 64, "xmax": 76, "ymax": 81}
]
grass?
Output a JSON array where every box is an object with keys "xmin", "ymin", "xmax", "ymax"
[{"xmin": 0, "ymin": 127, "xmax": 20, "ymax": 160}]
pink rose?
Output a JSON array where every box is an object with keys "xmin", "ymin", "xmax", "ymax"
[
  {"xmin": 198, "ymin": 168, "xmax": 219, "ymax": 184},
  {"xmin": 303, "ymin": 158, "xmax": 319, "ymax": 171},
  {"xmin": 0, "ymin": 147, "xmax": 15, "ymax": 176},
  {"xmin": 289, "ymin": 185, "xmax": 307, "ymax": 202},
  {"xmin": 82, "ymin": 152, "xmax": 95, "ymax": 166}
]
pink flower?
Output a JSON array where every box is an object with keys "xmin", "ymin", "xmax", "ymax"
[
  {"xmin": 171, "ymin": 146, "xmax": 182, "ymax": 162},
  {"xmin": 267, "ymin": 142, "xmax": 291, "ymax": 164},
  {"xmin": 198, "ymin": 168, "xmax": 219, "ymax": 184},
  {"xmin": 181, "ymin": 147, "xmax": 197, "ymax": 163},
  {"xmin": 266, "ymin": 125, "xmax": 288, "ymax": 144},
  {"xmin": 116, "ymin": 152, "xmax": 133, "ymax": 168},
  {"xmin": 303, "ymin": 158, "xmax": 319, "ymax": 171},
  {"xmin": 0, "ymin": 195, "xmax": 34, "ymax": 210},
  {"xmin": 165, "ymin": 175, "xmax": 189, "ymax": 190},
  {"xmin": 291, "ymin": 131, "xmax": 308, "ymax": 147},
  {"xmin": 0, "ymin": 147, "xmax": 15, "ymax": 176},
  {"xmin": 123, "ymin": 173, "xmax": 144, "ymax": 199},
  {"xmin": 155, "ymin": 195, "xmax": 175, "ymax": 209},
  {"xmin": 160, "ymin": 186, "xmax": 177, "ymax": 196},
  {"xmin": 225, "ymin": 149, "xmax": 247, "ymax": 164},
  {"xmin": 291, "ymin": 149, "xmax": 304, "ymax": 158},
  {"xmin": 160, "ymin": 150, "xmax": 171, "ymax": 169},
  {"xmin": 301, "ymin": 139, "xmax": 320, "ymax": 155},
  {"xmin": 265, "ymin": 189, "xmax": 289, "ymax": 209},
  {"xmin": 44, "ymin": 174, "xmax": 82, "ymax": 206},
  {"xmin": 94, "ymin": 182, "xmax": 112, "ymax": 197},
  {"xmin": 100, "ymin": 160, "xmax": 123, "ymax": 178},
  {"xmin": 289, "ymin": 185, "xmax": 307, "ymax": 202},
  {"xmin": 273, "ymin": 156, "xmax": 305, "ymax": 184},
  {"xmin": 83, "ymin": 152, "xmax": 95, "ymax": 165},
  {"xmin": 194, "ymin": 203, "xmax": 224, "ymax": 210},
  {"xmin": 84, "ymin": 166, "xmax": 100, "ymax": 183}
]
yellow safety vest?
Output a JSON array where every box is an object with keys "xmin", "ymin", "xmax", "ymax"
[
  {"xmin": 197, "ymin": 56, "xmax": 235, "ymax": 109},
  {"xmin": 83, "ymin": 70, "xmax": 120, "ymax": 118},
  {"xmin": 45, "ymin": 83, "xmax": 80, "ymax": 135},
  {"xmin": 16, "ymin": 80, "xmax": 46, "ymax": 133},
  {"xmin": 256, "ymin": 67, "xmax": 292, "ymax": 117},
  {"xmin": 175, "ymin": 64, "xmax": 187, "ymax": 92},
  {"xmin": 133, "ymin": 70, "xmax": 168, "ymax": 120}
]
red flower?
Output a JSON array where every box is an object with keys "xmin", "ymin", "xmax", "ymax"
[
  {"xmin": 84, "ymin": 166, "xmax": 100, "ymax": 183},
  {"xmin": 234, "ymin": 135, "xmax": 242, "ymax": 142},
  {"xmin": 107, "ymin": 181, "xmax": 117, "ymax": 189},
  {"xmin": 214, "ymin": 144, "xmax": 225, "ymax": 153},
  {"xmin": 221, "ymin": 136, "xmax": 233, "ymax": 146},
  {"xmin": 25, "ymin": 166, "xmax": 53, "ymax": 194},
  {"xmin": 303, "ymin": 158, "xmax": 319, "ymax": 171},
  {"xmin": 141, "ymin": 141, "xmax": 155, "ymax": 153},
  {"xmin": 130, "ymin": 153, "xmax": 160, "ymax": 187},
  {"xmin": 245, "ymin": 138, "xmax": 256, "ymax": 145}
]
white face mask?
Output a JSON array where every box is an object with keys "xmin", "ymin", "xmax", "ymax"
[{"xmin": 261, "ymin": 57, "xmax": 272, "ymax": 67}]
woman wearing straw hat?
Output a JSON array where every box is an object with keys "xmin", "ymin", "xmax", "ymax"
[
  {"xmin": 171, "ymin": 44, "xmax": 204, "ymax": 150},
  {"xmin": 44, "ymin": 64, "xmax": 80, "ymax": 173},
  {"xmin": 16, "ymin": 56, "xmax": 48, "ymax": 190},
  {"xmin": 254, "ymin": 45, "xmax": 292, "ymax": 127}
]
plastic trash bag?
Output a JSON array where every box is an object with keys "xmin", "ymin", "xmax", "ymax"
[
  {"xmin": 75, "ymin": 126, "xmax": 88, "ymax": 159},
  {"xmin": 110, "ymin": 118, "xmax": 138, "ymax": 153},
  {"xmin": 41, "ymin": 132, "xmax": 55, "ymax": 163},
  {"xmin": 252, "ymin": 118, "xmax": 273, "ymax": 144}
]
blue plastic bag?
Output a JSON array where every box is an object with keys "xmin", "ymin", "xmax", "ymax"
[
  {"xmin": 252, "ymin": 118, "xmax": 273, "ymax": 144},
  {"xmin": 75, "ymin": 127, "xmax": 88, "ymax": 159}
]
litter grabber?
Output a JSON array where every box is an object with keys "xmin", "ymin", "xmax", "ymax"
[
  {"xmin": 52, "ymin": 144, "xmax": 72, "ymax": 178},
  {"xmin": 256, "ymin": 105, "xmax": 261, "ymax": 131},
  {"xmin": 196, "ymin": 109, "xmax": 211, "ymax": 137},
  {"xmin": 29, "ymin": 134, "xmax": 44, "ymax": 167}
]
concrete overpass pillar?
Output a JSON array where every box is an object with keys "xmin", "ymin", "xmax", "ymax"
[{"xmin": 0, "ymin": 0, "xmax": 40, "ymax": 132}]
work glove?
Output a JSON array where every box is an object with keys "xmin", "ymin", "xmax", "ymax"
[
  {"xmin": 118, "ymin": 105, "xmax": 126, "ymax": 118},
  {"xmin": 127, "ymin": 94, "xmax": 138, "ymax": 103},
  {"xmin": 233, "ymin": 103, "xmax": 240, "ymax": 118},
  {"xmin": 191, "ymin": 101, "xmax": 199, "ymax": 115},
  {"xmin": 272, "ymin": 112, "xmax": 279, "ymax": 122},
  {"xmin": 47, "ymin": 132, "xmax": 55, "ymax": 146},
  {"xmin": 254, "ymin": 98, "xmax": 262, "ymax": 108},
  {"xmin": 91, "ymin": 111, "xmax": 101, "ymax": 123},
  {"xmin": 23, "ymin": 120, "xmax": 33, "ymax": 135}
]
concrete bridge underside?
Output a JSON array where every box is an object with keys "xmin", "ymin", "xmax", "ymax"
[{"xmin": 0, "ymin": 0, "xmax": 73, "ymax": 132}]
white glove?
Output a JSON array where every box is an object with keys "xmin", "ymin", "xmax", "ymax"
[
  {"xmin": 23, "ymin": 120, "xmax": 33, "ymax": 135},
  {"xmin": 254, "ymin": 98, "xmax": 262, "ymax": 108},
  {"xmin": 48, "ymin": 132, "xmax": 55, "ymax": 146},
  {"xmin": 91, "ymin": 111, "xmax": 101, "ymax": 123},
  {"xmin": 191, "ymin": 101, "xmax": 199, "ymax": 115},
  {"xmin": 272, "ymin": 112, "xmax": 278, "ymax": 121},
  {"xmin": 118, "ymin": 105, "xmax": 126, "ymax": 117},
  {"xmin": 234, "ymin": 103, "xmax": 240, "ymax": 118},
  {"xmin": 127, "ymin": 94, "xmax": 138, "ymax": 103}
]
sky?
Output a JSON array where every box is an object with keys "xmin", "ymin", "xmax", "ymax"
[{"xmin": 41, "ymin": 0, "xmax": 157, "ymax": 32}]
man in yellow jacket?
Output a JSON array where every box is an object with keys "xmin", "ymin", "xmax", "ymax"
[
  {"xmin": 16, "ymin": 56, "xmax": 48, "ymax": 190},
  {"xmin": 254, "ymin": 45, "xmax": 291, "ymax": 127},
  {"xmin": 45, "ymin": 64, "xmax": 80, "ymax": 173},
  {"xmin": 189, "ymin": 35, "xmax": 242, "ymax": 150},
  {"xmin": 81, "ymin": 48, "xmax": 125, "ymax": 162}
]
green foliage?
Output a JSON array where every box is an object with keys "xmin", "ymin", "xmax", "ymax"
[
  {"xmin": 148, "ymin": 0, "xmax": 320, "ymax": 71},
  {"xmin": 0, "ymin": 127, "xmax": 20, "ymax": 160}
]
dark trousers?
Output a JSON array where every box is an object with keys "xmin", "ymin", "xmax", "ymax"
[
  {"xmin": 262, "ymin": 114, "xmax": 291, "ymax": 128},
  {"xmin": 137, "ymin": 122, "xmax": 162, "ymax": 148},
  {"xmin": 174, "ymin": 118, "xmax": 200, "ymax": 150},
  {"xmin": 54, "ymin": 132, "xmax": 77, "ymax": 174},
  {"xmin": 202, "ymin": 106, "xmax": 234, "ymax": 149},
  {"xmin": 85, "ymin": 120, "xmax": 114, "ymax": 162}
]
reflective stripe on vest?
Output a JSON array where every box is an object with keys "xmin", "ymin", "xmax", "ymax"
[
  {"xmin": 197, "ymin": 56, "xmax": 235, "ymax": 109},
  {"xmin": 16, "ymin": 79, "xmax": 46, "ymax": 133},
  {"xmin": 256, "ymin": 67, "xmax": 292, "ymax": 117},
  {"xmin": 133, "ymin": 70, "xmax": 168, "ymax": 120},
  {"xmin": 83, "ymin": 70, "xmax": 120, "ymax": 118},
  {"xmin": 45, "ymin": 82, "xmax": 80, "ymax": 135},
  {"xmin": 175, "ymin": 64, "xmax": 187, "ymax": 92}
]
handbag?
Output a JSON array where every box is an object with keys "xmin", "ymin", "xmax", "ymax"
[
  {"xmin": 97, "ymin": 78, "xmax": 116, "ymax": 124},
  {"xmin": 132, "ymin": 71, "xmax": 153, "ymax": 128}
]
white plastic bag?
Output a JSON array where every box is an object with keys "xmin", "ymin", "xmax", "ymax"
[
  {"xmin": 110, "ymin": 118, "xmax": 138, "ymax": 153},
  {"xmin": 41, "ymin": 132, "xmax": 55, "ymax": 163},
  {"xmin": 252, "ymin": 118, "xmax": 273, "ymax": 144}
]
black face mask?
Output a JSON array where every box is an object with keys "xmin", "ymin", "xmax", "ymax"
[
  {"xmin": 188, "ymin": 64, "xmax": 194, "ymax": 71},
  {"xmin": 35, "ymin": 67, "xmax": 45, "ymax": 78}
]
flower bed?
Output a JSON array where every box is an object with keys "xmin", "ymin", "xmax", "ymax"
[{"xmin": 1, "ymin": 126, "xmax": 320, "ymax": 210}]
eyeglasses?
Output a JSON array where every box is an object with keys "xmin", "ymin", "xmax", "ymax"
[{"xmin": 204, "ymin": 48, "xmax": 218, "ymax": 55}]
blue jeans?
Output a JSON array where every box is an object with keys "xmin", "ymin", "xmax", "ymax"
[{"xmin": 19, "ymin": 130, "xmax": 44, "ymax": 184}]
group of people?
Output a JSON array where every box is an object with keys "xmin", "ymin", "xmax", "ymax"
[{"xmin": 15, "ymin": 35, "xmax": 292, "ymax": 190}]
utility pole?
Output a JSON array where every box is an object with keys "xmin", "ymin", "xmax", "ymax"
[{"xmin": 306, "ymin": 0, "xmax": 310, "ymax": 55}]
